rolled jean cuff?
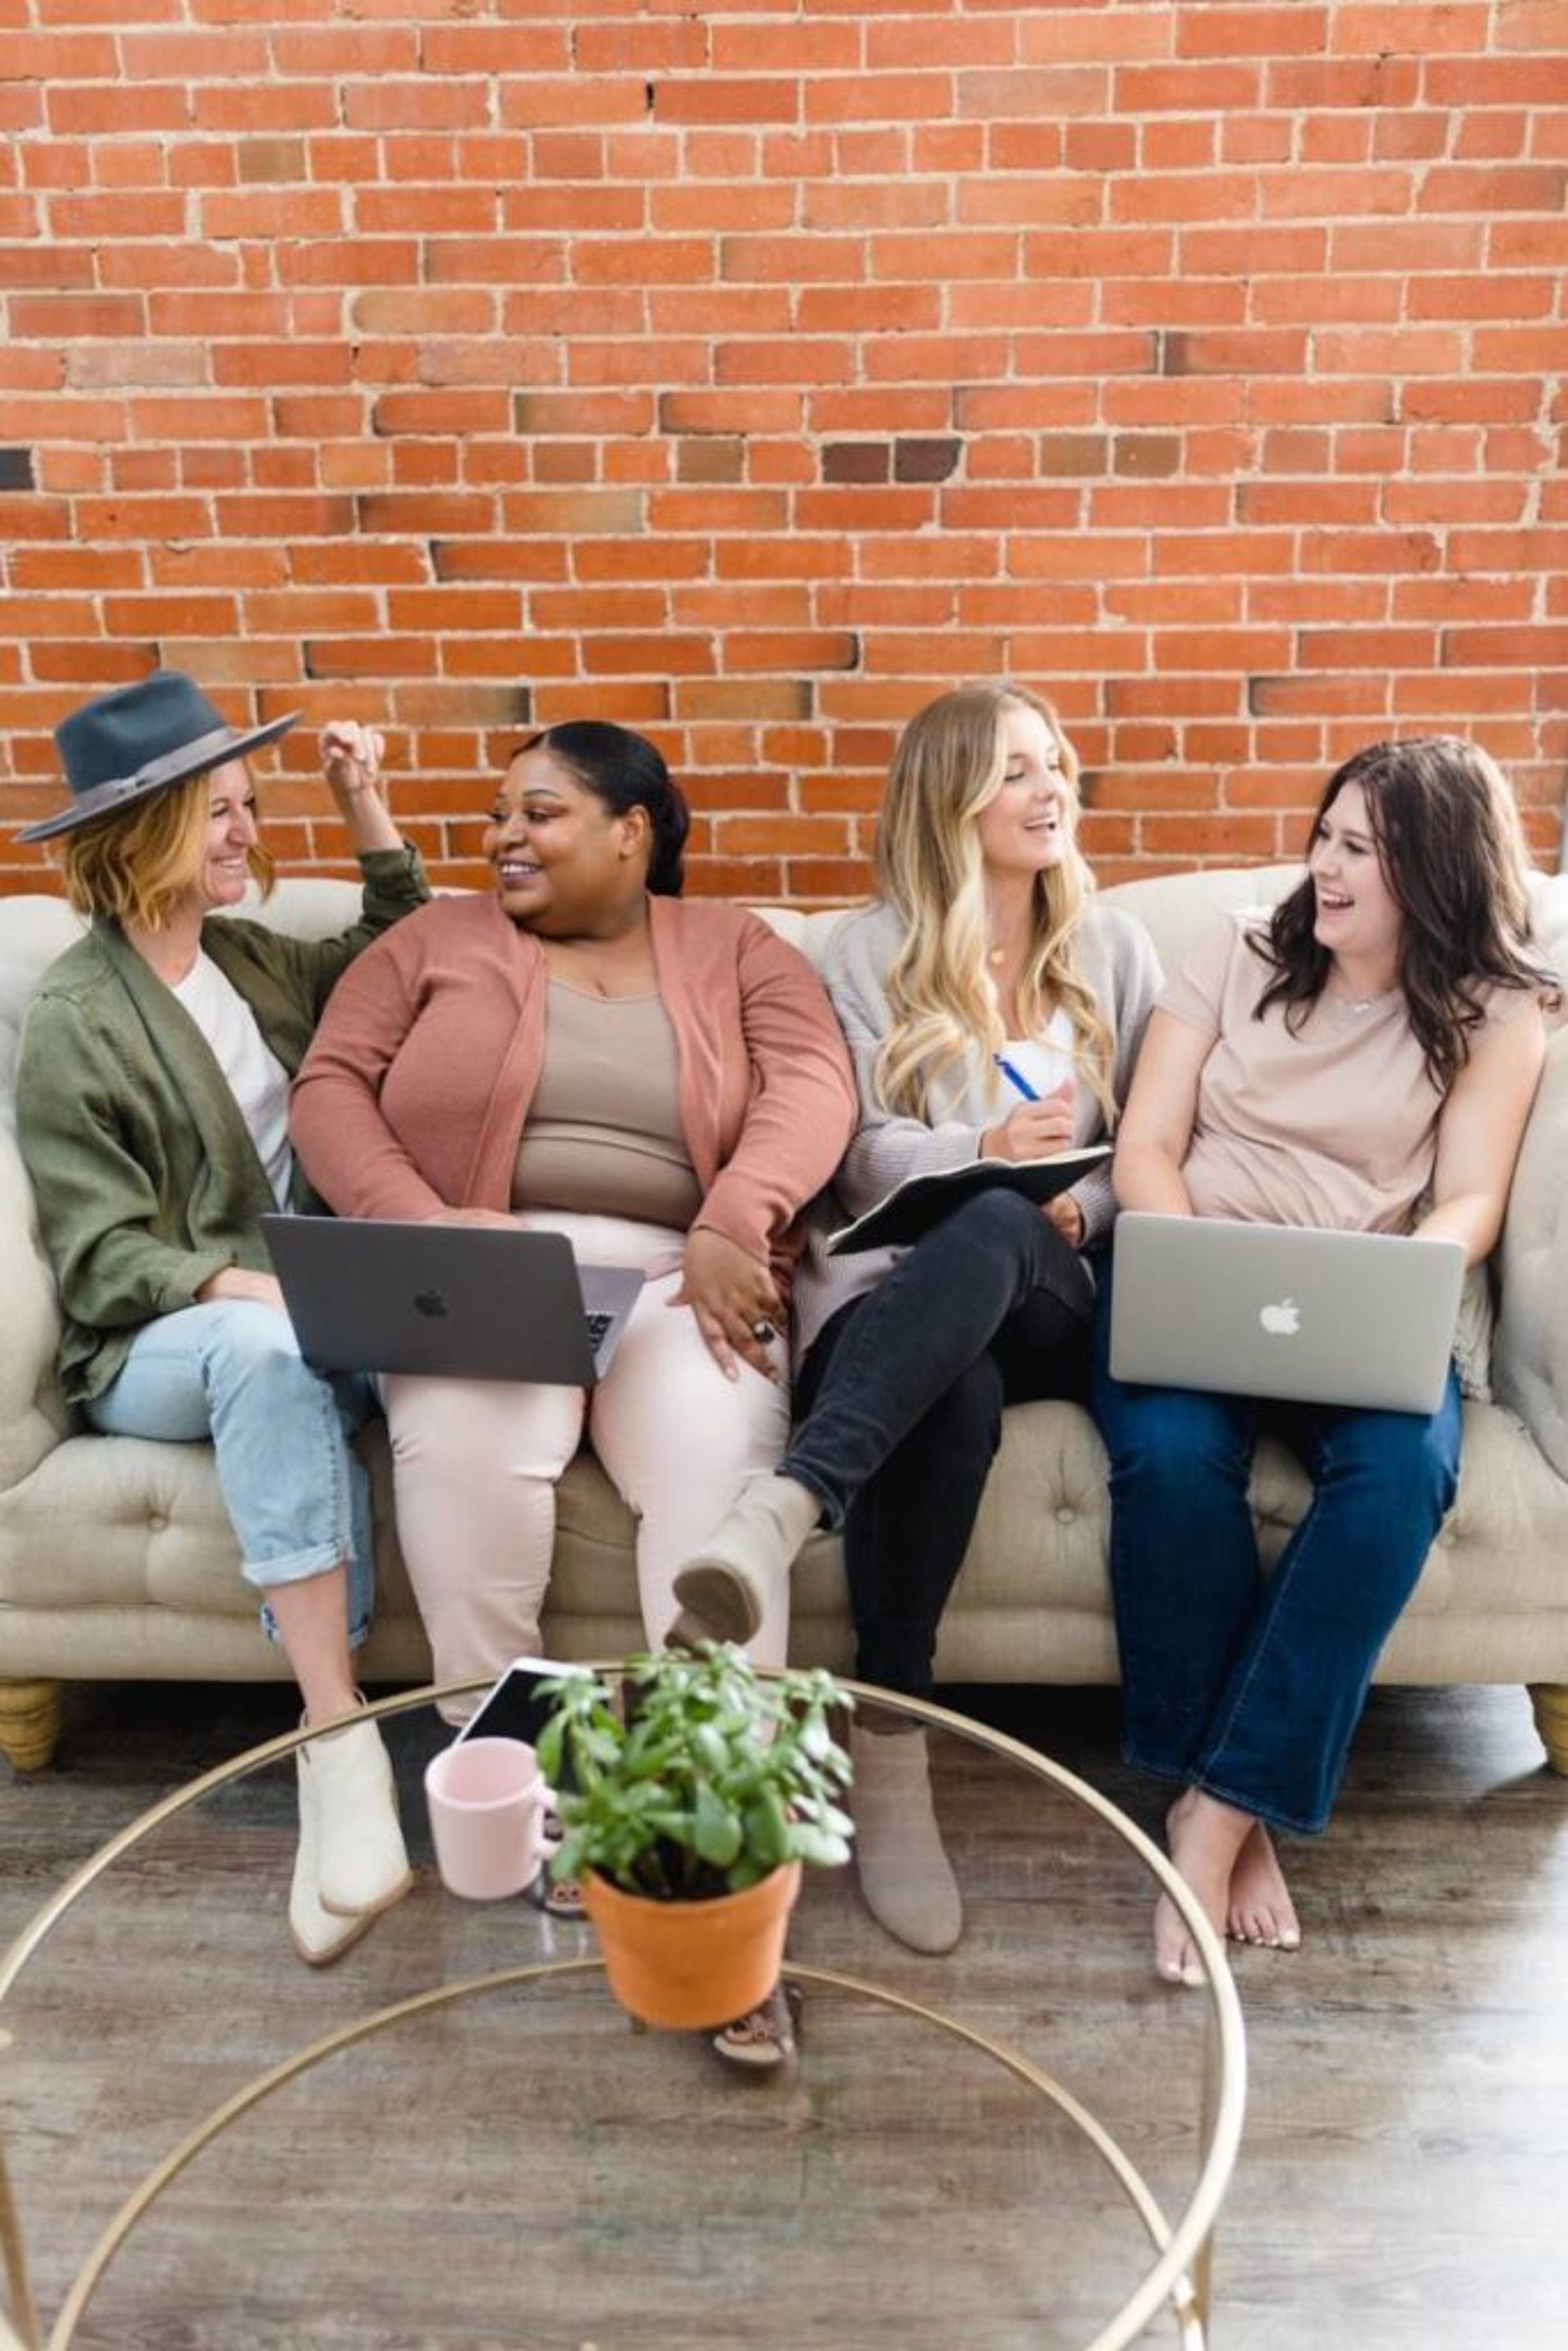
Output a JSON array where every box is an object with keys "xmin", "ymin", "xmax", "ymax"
[
  {"xmin": 240, "ymin": 1535, "xmax": 349, "ymax": 1596},
  {"xmin": 1121, "ymin": 1738, "xmax": 1329, "ymax": 1840}
]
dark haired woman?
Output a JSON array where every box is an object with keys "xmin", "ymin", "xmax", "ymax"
[
  {"xmin": 1091, "ymin": 737, "xmax": 1557, "ymax": 1986},
  {"xmin": 291, "ymin": 719, "xmax": 857, "ymax": 1703},
  {"xmin": 15, "ymin": 671, "xmax": 430, "ymax": 1967}
]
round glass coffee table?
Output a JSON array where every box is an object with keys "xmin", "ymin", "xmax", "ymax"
[{"xmin": 1, "ymin": 1681, "xmax": 1244, "ymax": 2351}]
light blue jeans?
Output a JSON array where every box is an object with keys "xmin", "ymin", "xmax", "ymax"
[{"xmin": 85, "ymin": 1301, "xmax": 374, "ymax": 1646}]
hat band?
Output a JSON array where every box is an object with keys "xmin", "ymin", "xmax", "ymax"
[{"xmin": 82, "ymin": 723, "xmax": 243, "ymax": 809}]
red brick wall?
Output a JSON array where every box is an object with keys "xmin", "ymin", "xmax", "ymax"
[{"xmin": 2, "ymin": 1, "xmax": 1565, "ymax": 899}]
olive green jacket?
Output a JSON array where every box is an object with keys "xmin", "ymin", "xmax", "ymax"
[{"xmin": 16, "ymin": 847, "xmax": 428, "ymax": 1404}]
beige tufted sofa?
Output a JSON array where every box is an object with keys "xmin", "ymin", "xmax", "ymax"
[{"xmin": 3, "ymin": 865, "xmax": 1568, "ymax": 1778}]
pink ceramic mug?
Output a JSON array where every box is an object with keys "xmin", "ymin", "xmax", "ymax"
[{"xmin": 424, "ymin": 1736, "xmax": 548, "ymax": 1901}]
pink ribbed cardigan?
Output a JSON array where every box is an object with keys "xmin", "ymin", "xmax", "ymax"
[{"xmin": 290, "ymin": 892, "xmax": 858, "ymax": 1283}]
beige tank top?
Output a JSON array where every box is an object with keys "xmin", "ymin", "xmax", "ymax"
[
  {"xmin": 1163, "ymin": 910, "xmax": 1523, "ymax": 1232},
  {"xmin": 511, "ymin": 981, "xmax": 703, "ymax": 1230}
]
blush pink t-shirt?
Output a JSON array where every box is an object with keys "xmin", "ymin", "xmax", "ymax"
[{"xmin": 1160, "ymin": 910, "xmax": 1517, "ymax": 1235}]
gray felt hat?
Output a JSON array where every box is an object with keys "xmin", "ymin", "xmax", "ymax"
[{"xmin": 20, "ymin": 670, "xmax": 297, "ymax": 844}]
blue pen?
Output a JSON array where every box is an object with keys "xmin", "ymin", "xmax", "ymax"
[{"xmin": 993, "ymin": 1054, "xmax": 1040, "ymax": 1103}]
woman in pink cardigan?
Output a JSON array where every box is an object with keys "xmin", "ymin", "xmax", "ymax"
[
  {"xmin": 292, "ymin": 716, "xmax": 855, "ymax": 1669},
  {"xmin": 290, "ymin": 722, "xmax": 856, "ymax": 2057}
]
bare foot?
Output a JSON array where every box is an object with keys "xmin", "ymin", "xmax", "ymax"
[
  {"xmin": 1225, "ymin": 1822, "xmax": 1301, "ymax": 1952},
  {"xmin": 1154, "ymin": 1788, "xmax": 1257, "ymax": 1988}
]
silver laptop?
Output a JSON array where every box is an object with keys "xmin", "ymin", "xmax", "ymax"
[
  {"xmin": 1109, "ymin": 1213, "xmax": 1467, "ymax": 1414},
  {"xmin": 262, "ymin": 1217, "xmax": 644, "ymax": 1385}
]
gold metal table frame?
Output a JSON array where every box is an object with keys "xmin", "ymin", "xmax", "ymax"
[{"xmin": 1, "ymin": 1678, "xmax": 1247, "ymax": 2351}]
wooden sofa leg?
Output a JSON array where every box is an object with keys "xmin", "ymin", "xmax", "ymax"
[
  {"xmin": 1528, "ymin": 1683, "xmax": 1568, "ymax": 1777},
  {"xmin": 0, "ymin": 1678, "xmax": 65, "ymax": 1773}
]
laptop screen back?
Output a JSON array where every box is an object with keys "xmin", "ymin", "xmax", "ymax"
[{"xmin": 1109, "ymin": 1213, "xmax": 1466, "ymax": 1414}]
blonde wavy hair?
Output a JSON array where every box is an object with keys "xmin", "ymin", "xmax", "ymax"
[
  {"xmin": 59, "ymin": 765, "xmax": 274, "ymax": 931},
  {"xmin": 872, "ymin": 683, "xmax": 1116, "ymax": 1126}
]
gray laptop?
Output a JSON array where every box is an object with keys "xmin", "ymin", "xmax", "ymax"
[
  {"xmin": 1109, "ymin": 1212, "xmax": 1467, "ymax": 1414},
  {"xmin": 262, "ymin": 1216, "xmax": 644, "ymax": 1385}
]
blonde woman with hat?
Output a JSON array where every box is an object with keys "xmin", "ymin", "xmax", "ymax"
[{"xmin": 14, "ymin": 669, "xmax": 430, "ymax": 1965}]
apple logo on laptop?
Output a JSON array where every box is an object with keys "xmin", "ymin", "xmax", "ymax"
[
  {"xmin": 1260, "ymin": 1297, "xmax": 1301, "ymax": 1337},
  {"xmin": 414, "ymin": 1289, "xmax": 450, "ymax": 1319}
]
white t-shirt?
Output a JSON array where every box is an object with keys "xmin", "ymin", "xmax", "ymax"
[
  {"xmin": 996, "ymin": 1009, "xmax": 1076, "ymax": 1105},
  {"xmin": 172, "ymin": 952, "xmax": 294, "ymax": 1208}
]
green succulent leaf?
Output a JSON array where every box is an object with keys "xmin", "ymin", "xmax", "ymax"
[{"xmin": 535, "ymin": 1645, "xmax": 854, "ymax": 1901}]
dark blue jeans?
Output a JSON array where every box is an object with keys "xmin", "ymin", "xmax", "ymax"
[
  {"xmin": 1087, "ymin": 1261, "xmax": 1463, "ymax": 1834},
  {"xmin": 788, "ymin": 1188, "xmax": 1095, "ymax": 1700}
]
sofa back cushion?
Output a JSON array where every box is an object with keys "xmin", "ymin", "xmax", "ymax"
[{"xmin": 3, "ymin": 863, "xmax": 1565, "ymax": 1457}]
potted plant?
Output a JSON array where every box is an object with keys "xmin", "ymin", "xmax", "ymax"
[{"xmin": 536, "ymin": 1644, "xmax": 855, "ymax": 2030}]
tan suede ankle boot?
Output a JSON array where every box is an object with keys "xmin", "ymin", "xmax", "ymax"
[
  {"xmin": 670, "ymin": 1472, "xmax": 821, "ymax": 1645},
  {"xmin": 851, "ymin": 1722, "xmax": 962, "ymax": 1955}
]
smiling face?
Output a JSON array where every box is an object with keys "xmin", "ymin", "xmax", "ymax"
[
  {"xmin": 1307, "ymin": 777, "xmax": 1403, "ymax": 978},
  {"xmin": 190, "ymin": 760, "xmax": 261, "ymax": 915},
  {"xmin": 973, "ymin": 700, "xmax": 1073, "ymax": 882},
  {"xmin": 484, "ymin": 745, "xmax": 649, "ymax": 936}
]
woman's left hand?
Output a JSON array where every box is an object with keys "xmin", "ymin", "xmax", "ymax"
[{"xmin": 672, "ymin": 1228, "xmax": 784, "ymax": 1383}]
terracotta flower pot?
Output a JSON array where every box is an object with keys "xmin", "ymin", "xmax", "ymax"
[{"xmin": 581, "ymin": 1860, "xmax": 802, "ymax": 2030}]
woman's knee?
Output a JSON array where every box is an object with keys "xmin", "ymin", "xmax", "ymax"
[
  {"xmin": 1335, "ymin": 1405, "xmax": 1461, "ymax": 1526},
  {"xmin": 946, "ymin": 1184, "xmax": 1053, "ymax": 1261},
  {"xmin": 198, "ymin": 1301, "xmax": 321, "ymax": 1402},
  {"xmin": 1098, "ymin": 1382, "xmax": 1252, "ymax": 1498},
  {"xmin": 387, "ymin": 1378, "xmax": 580, "ymax": 1480}
]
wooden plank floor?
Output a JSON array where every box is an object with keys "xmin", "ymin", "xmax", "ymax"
[{"xmin": 2, "ymin": 1678, "xmax": 1565, "ymax": 2349}]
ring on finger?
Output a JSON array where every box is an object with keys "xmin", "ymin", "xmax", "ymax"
[{"xmin": 751, "ymin": 1319, "xmax": 776, "ymax": 1344}]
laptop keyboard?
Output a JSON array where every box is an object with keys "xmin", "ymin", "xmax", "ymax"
[{"xmin": 584, "ymin": 1310, "xmax": 614, "ymax": 1357}]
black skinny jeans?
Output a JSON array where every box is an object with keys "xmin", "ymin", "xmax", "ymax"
[{"xmin": 786, "ymin": 1188, "xmax": 1094, "ymax": 1700}]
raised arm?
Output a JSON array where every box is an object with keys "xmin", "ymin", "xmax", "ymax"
[
  {"xmin": 247, "ymin": 721, "xmax": 429, "ymax": 1018},
  {"xmin": 318, "ymin": 719, "xmax": 404, "ymax": 858}
]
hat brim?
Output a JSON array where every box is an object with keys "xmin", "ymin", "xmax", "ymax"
[{"xmin": 17, "ymin": 710, "xmax": 299, "ymax": 844}]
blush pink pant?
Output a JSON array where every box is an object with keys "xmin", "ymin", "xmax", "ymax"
[{"xmin": 381, "ymin": 1212, "xmax": 791, "ymax": 1705}]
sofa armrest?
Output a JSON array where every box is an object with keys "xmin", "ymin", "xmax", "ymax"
[
  {"xmin": 1493, "ymin": 1027, "xmax": 1568, "ymax": 1482},
  {"xmin": 0, "ymin": 1134, "xmax": 72, "ymax": 1492}
]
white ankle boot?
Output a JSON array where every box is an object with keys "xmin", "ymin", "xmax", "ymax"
[
  {"xmin": 289, "ymin": 1751, "xmax": 376, "ymax": 1968},
  {"xmin": 300, "ymin": 1713, "xmax": 413, "ymax": 1922},
  {"xmin": 671, "ymin": 1473, "xmax": 821, "ymax": 1645},
  {"xmin": 851, "ymin": 1723, "xmax": 963, "ymax": 1955}
]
